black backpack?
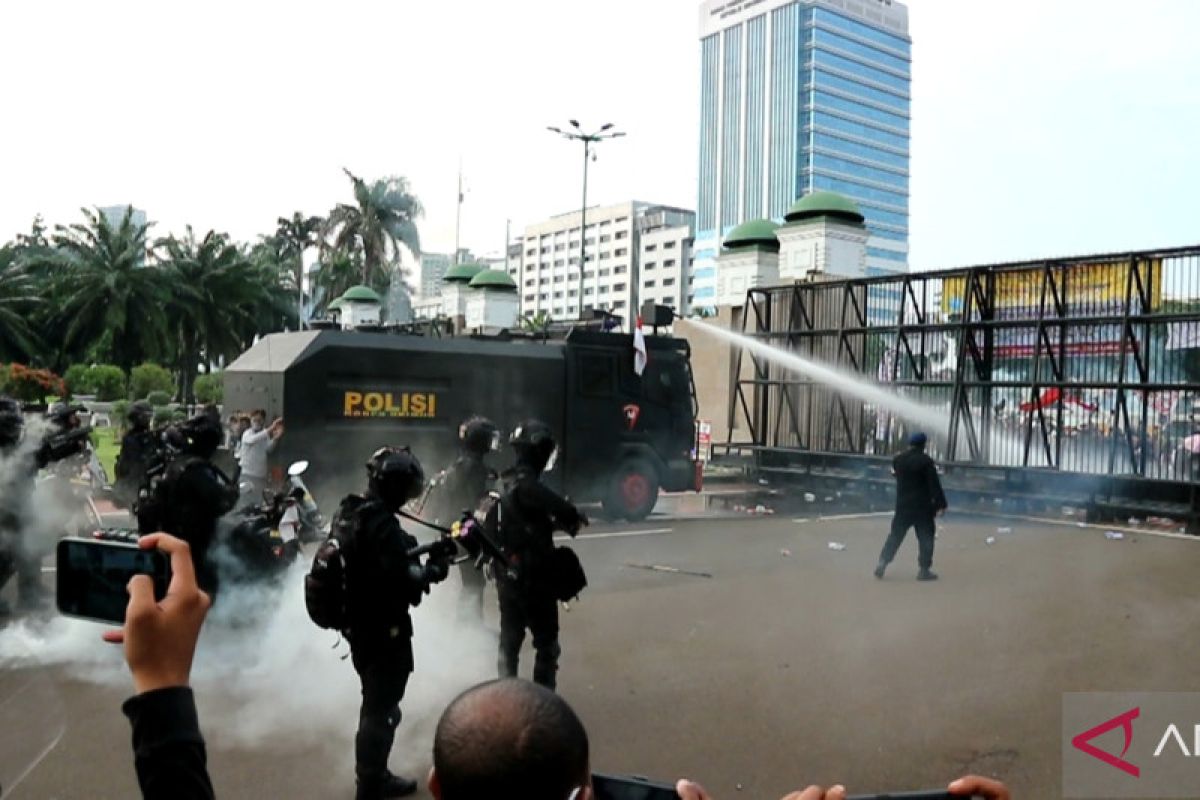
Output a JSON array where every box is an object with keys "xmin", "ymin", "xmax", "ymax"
[{"xmin": 304, "ymin": 494, "xmax": 366, "ymax": 630}]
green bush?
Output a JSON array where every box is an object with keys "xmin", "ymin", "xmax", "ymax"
[
  {"xmin": 129, "ymin": 363, "xmax": 174, "ymax": 401},
  {"xmin": 112, "ymin": 399, "xmax": 131, "ymax": 427},
  {"xmin": 146, "ymin": 390, "xmax": 172, "ymax": 407},
  {"xmin": 153, "ymin": 406, "xmax": 175, "ymax": 427},
  {"xmin": 86, "ymin": 365, "xmax": 127, "ymax": 401},
  {"xmin": 194, "ymin": 373, "xmax": 223, "ymax": 405},
  {"xmin": 64, "ymin": 364, "xmax": 92, "ymax": 396},
  {"xmin": 171, "ymin": 409, "xmax": 188, "ymax": 423}
]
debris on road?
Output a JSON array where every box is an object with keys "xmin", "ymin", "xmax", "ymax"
[
  {"xmin": 1076, "ymin": 522, "xmax": 1088, "ymax": 528},
  {"xmin": 996, "ymin": 526, "xmax": 1013, "ymax": 534},
  {"xmin": 1105, "ymin": 531, "xmax": 1125, "ymax": 541},
  {"xmin": 779, "ymin": 548, "xmax": 792, "ymax": 557},
  {"xmin": 624, "ymin": 562, "xmax": 714, "ymax": 579},
  {"xmin": 827, "ymin": 542, "xmax": 847, "ymax": 552},
  {"xmin": 986, "ymin": 536, "xmax": 996, "ymax": 545}
]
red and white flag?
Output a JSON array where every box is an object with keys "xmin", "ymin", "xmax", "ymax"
[{"xmin": 633, "ymin": 316, "xmax": 648, "ymax": 376}]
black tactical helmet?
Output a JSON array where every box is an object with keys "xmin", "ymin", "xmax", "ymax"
[
  {"xmin": 366, "ymin": 446, "xmax": 426, "ymax": 511},
  {"xmin": 48, "ymin": 402, "xmax": 83, "ymax": 429},
  {"xmin": 459, "ymin": 416, "xmax": 500, "ymax": 456},
  {"xmin": 0, "ymin": 396, "xmax": 23, "ymax": 448},
  {"xmin": 509, "ymin": 419, "xmax": 557, "ymax": 473},
  {"xmin": 178, "ymin": 413, "xmax": 222, "ymax": 459},
  {"xmin": 128, "ymin": 401, "xmax": 154, "ymax": 429}
]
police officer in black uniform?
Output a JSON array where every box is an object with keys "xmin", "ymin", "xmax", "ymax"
[
  {"xmin": 435, "ymin": 416, "xmax": 498, "ymax": 622},
  {"xmin": 875, "ymin": 431, "xmax": 948, "ymax": 581},
  {"xmin": 139, "ymin": 413, "xmax": 238, "ymax": 596},
  {"xmin": 336, "ymin": 446, "xmax": 449, "ymax": 799},
  {"xmin": 495, "ymin": 420, "xmax": 587, "ymax": 691},
  {"xmin": 114, "ymin": 401, "xmax": 157, "ymax": 508}
]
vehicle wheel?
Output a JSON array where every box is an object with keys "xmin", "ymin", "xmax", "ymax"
[{"xmin": 602, "ymin": 460, "xmax": 660, "ymax": 521}]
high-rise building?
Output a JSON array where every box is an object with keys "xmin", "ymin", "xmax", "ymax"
[
  {"xmin": 417, "ymin": 252, "xmax": 453, "ymax": 298},
  {"xmin": 99, "ymin": 205, "xmax": 148, "ymax": 232},
  {"xmin": 695, "ymin": 0, "xmax": 911, "ymax": 305},
  {"xmin": 516, "ymin": 202, "xmax": 695, "ymax": 322}
]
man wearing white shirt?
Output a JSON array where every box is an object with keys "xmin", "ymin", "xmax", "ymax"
[{"xmin": 239, "ymin": 409, "xmax": 282, "ymax": 498}]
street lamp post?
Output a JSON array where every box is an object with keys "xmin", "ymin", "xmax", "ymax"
[{"xmin": 548, "ymin": 120, "xmax": 625, "ymax": 319}]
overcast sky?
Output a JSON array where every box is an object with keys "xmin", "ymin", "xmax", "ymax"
[{"xmin": 2, "ymin": 0, "xmax": 1198, "ymax": 271}]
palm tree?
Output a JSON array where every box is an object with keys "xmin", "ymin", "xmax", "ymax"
[
  {"xmin": 241, "ymin": 242, "xmax": 299, "ymax": 350},
  {"xmin": 322, "ymin": 169, "xmax": 422, "ymax": 293},
  {"xmin": 275, "ymin": 212, "xmax": 323, "ymax": 328},
  {"xmin": 30, "ymin": 207, "xmax": 166, "ymax": 372},
  {"xmin": 310, "ymin": 250, "xmax": 363, "ymax": 316},
  {"xmin": 157, "ymin": 228, "xmax": 293, "ymax": 402},
  {"xmin": 521, "ymin": 311, "xmax": 553, "ymax": 335},
  {"xmin": 0, "ymin": 246, "xmax": 43, "ymax": 362}
]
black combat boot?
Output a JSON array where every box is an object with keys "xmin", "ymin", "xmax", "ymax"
[
  {"xmin": 873, "ymin": 561, "xmax": 886, "ymax": 579},
  {"xmin": 917, "ymin": 569, "xmax": 939, "ymax": 581}
]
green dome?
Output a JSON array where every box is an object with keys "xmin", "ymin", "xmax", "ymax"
[
  {"xmin": 443, "ymin": 262, "xmax": 486, "ymax": 283},
  {"xmin": 723, "ymin": 218, "xmax": 780, "ymax": 251},
  {"xmin": 338, "ymin": 285, "xmax": 383, "ymax": 303},
  {"xmin": 784, "ymin": 191, "xmax": 865, "ymax": 225},
  {"xmin": 468, "ymin": 269, "xmax": 517, "ymax": 292}
]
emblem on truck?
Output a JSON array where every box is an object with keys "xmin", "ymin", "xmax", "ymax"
[
  {"xmin": 343, "ymin": 391, "xmax": 438, "ymax": 419},
  {"xmin": 623, "ymin": 403, "xmax": 641, "ymax": 431}
]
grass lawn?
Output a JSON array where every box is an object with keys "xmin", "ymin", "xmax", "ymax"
[{"xmin": 91, "ymin": 426, "xmax": 120, "ymax": 477}]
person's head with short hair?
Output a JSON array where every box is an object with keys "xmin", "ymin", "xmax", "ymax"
[
  {"xmin": 250, "ymin": 409, "xmax": 266, "ymax": 430},
  {"xmin": 909, "ymin": 431, "xmax": 927, "ymax": 450},
  {"xmin": 430, "ymin": 679, "xmax": 591, "ymax": 800}
]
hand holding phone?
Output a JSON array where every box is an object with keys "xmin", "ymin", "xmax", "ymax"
[
  {"xmin": 57, "ymin": 537, "xmax": 170, "ymax": 625},
  {"xmin": 100, "ymin": 533, "xmax": 211, "ymax": 695}
]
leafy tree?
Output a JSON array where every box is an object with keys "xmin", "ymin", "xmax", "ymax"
[
  {"xmin": 0, "ymin": 245, "xmax": 43, "ymax": 362},
  {"xmin": 275, "ymin": 212, "xmax": 322, "ymax": 327},
  {"xmin": 86, "ymin": 365, "xmax": 127, "ymax": 401},
  {"xmin": 322, "ymin": 169, "xmax": 422, "ymax": 291},
  {"xmin": 311, "ymin": 250, "xmax": 365, "ymax": 315},
  {"xmin": 64, "ymin": 364, "xmax": 92, "ymax": 396},
  {"xmin": 194, "ymin": 372, "xmax": 223, "ymax": 404},
  {"xmin": 28, "ymin": 207, "xmax": 167, "ymax": 372}
]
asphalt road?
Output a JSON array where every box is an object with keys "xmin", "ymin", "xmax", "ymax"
[{"xmin": 1, "ymin": 511, "xmax": 1197, "ymax": 799}]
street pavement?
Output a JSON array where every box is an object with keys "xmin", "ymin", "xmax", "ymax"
[{"xmin": 1, "ymin": 511, "xmax": 1197, "ymax": 798}]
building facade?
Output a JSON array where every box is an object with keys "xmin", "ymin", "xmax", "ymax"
[
  {"xmin": 695, "ymin": 0, "xmax": 911, "ymax": 306},
  {"xmin": 418, "ymin": 252, "xmax": 453, "ymax": 298},
  {"xmin": 516, "ymin": 201, "xmax": 695, "ymax": 322}
]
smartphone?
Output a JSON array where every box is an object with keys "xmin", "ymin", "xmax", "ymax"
[
  {"xmin": 56, "ymin": 537, "xmax": 170, "ymax": 625},
  {"xmin": 592, "ymin": 773, "xmax": 679, "ymax": 800}
]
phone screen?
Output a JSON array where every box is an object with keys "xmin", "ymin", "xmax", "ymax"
[
  {"xmin": 591, "ymin": 773, "xmax": 679, "ymax": 800},
  {"xmin": 56, "ymin": 538, "xmax": 170, "ymax": 624}
]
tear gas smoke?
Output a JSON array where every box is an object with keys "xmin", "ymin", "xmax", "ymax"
[{"xmin": 0, "ymin": 539, "xmax": 497, "ymax": 777}]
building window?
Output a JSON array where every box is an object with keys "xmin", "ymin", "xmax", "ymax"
[
  {"xmin": 615, "ymin": 217, "xmax": 628, "ymax": 224},
  {"xmin": 584, "ymin": 270, "xmax": 595, "ymax": 279},
  {"xmin": 540, "ymin": 277, "xmax": 549, "ymax": 285},
  {"xmin": 585, "ymin": 288, "xmax": 594, "ymax": 296},
  {"xmin": 614, "ymin": 265, "xmax": 627, "ymax": 275},
  {"xmin": 645, "ymin": 279, "xmax": 656, "ymax": 288},
  {"xmin": 569, "ymin": 289, "xmax": 578, "ymax": 297},
  {"xmin": 613, "ymin": 300, "xmax": 626, "ymax": 309},
  {"xmin": 539, "ymin": 293, "xmax": 549, "ymax": 301},
  {"xmin": 599, "ymin": 268, "xmax": 610, "ymax": 277},
  {"xmin": 664, "ymin": 259, "xmax": 676, "ymax": 267},
  {"xmin": 663, "ymin": 278, "xmax": 676, "ymax": 287},
  {"xmin": 615, "ymin": 248, "xmax": 628, "ymax": 257},
  {"xmin": 526, "ymin": 248, "xmax": 536, "ymax": 257},
  {"xmin": 645, "ymin": 262, "xmax": 656, "ymax": 270},
  {"xmin": 524, "ymin": 293, "xmax": 535, "ymax": 303},
  {"xmin": 554, "ymin": 291, "xmax": 563, "ymax": 299},
  {"xmin": 585, "ymin": 237, "xmax": 595, "ymax": 245},
  {"xmin": 585, "ymin": 254, "xmax": 594, "ymax": 262},
  {"xmin": 664, "ymin": 297, "xmax": 676, "ymax": 307},
  {"xmin": 615, "ymin": 231, "xmax": 628, "ymax": 240},
  {"xmin": 646, "ymin": 243, "xmax": 658, "ymax": 252},
  {"xmin": 553, "ymin": 275, "xmax": 564, "ymax": 283},
  {"xmin": 613, "ymin": 282, "xmax": 627, "ymax": 292},
  {"xmin": 569, "ymin": 257, "xmax": 579, "ymax": 265},
  {"xmin": 599, "ymin": 286, "xmax": 610, "ymax": 294},
  {"xmin": 600, "ymin": 235, "xmax": 611, "ymax": 243},
  {"xmin": 600, "ymin": 251, "xmax": 611, "ymax": 260},
  {"xmin": 541, "ymin": 247, "xmax": 550, "ymax": 254},
  {"xmin": 665, "ymin": 241, "xmax": 677, "ymax": 249},
  {"xmin": 524, "ymin": 278, "xmax": 535, "ymax": 287},
  {"xmin": 555, "ymin": 243, "xmax": 565, "ymax": 252},
  {"xmin": 554, "ymin": 259, "xmax": 565, "ymax": 267}
]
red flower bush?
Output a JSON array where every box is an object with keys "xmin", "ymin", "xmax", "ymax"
[{"xmin": 4, "ymin": 363, "xmax": 67, "ymax": 403}]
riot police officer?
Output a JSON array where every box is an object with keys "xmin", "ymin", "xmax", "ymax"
[
  {"xmin": 114, "ymin": 401, "xmax": 157, "ymax": 508},
  {"xmin": 433, "ymin": 416, "xmax": 498, "ymax": 622},
  {"xmin": 335, "ymin": 446, "xmax": 448, "ymax": 799},
  {"xmin": 495, "ymin": 420, "xmax": 587, "ymax": 691},
  {"xmin": 138, "ymin": 413, "xmax": 238, "ymax": 596}
]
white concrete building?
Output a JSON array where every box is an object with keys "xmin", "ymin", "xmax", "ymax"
[
  {"xmin": 418, "ymin": 252, "xmax": 453, "ymax": 298},
  {"xmin": 517, "ymin": 201, "xmax": 695, "ymax": 323}
]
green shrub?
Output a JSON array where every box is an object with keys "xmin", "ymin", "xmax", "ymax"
[
  {"xmin": 129, "ymin": 363, "xmax": 174, "ymax": 400},
  {"xmin": 194, "ymin": 373, "xmax": 223, "ymax": 405},
  {"xmin": 86, "ymin": 365, "xmax": 127, "ymax": 401},
  {"xmin": 171, "ymin": 409, "xmax": 188, "ymax": 423},
  {"xmin": 112, "ymin": 399, "xmax": 131, "ymax": 428},
  {"xmin": 4, "ymin": 364, "xmax": 66, "ymax": 403},
  {"xmin": 146, "ymin": 390, "xmax": 172, "ymax": 407},
  {"xmin": 64, "ymin": 364, "xmax": 92, "ymax": 396},
  {"xmin": 153, "ymin": 406, "xmax": 175, "ymax": 427}
]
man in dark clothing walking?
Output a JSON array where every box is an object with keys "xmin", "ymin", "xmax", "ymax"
[
  {"xmin": 495, "ymin": 420, "xmax": 586, "ymax": 691},
  {"xmin": 875, "ymin": 432, "xmax": 947, "ymax": 581}
]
